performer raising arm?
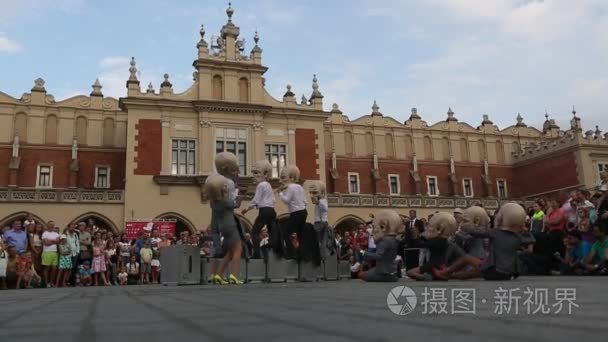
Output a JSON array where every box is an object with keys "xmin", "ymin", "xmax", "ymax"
[{"xmin": 242, "ymin": 160, "xmax": 276, "ymax": 259}]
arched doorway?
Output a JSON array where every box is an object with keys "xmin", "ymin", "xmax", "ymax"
[
  {"xmin": 333, "ymin": 215, "xmax": 366, "ymax": 235},
  {"xmin": 0, "ymin": 212, "xmax": 47, "ymax": 231},
  {"xmin": 154, "ymin": 212, "xmax": 196, "ymax": 235},
  {"xmin": 70, "ymin": 212, "xmax": 119, "ymax": 234}
]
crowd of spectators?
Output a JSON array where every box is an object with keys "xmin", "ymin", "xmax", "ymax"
[{"xmin": 0, "ymin": 216, "xmax": 216, "ymax": 290}]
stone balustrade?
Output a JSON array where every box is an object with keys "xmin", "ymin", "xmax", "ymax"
[{"xmin": 0, "ymin": 188, "xmax": 124, "ymax": 203}]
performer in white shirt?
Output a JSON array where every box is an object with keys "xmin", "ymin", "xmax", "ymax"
[
  {"xmin": 309, "ymin": 180, "xmax": 332, "ymax": 260},
  {"xmin": 277, "ymin": 165, "xmax": 307, "ymax": 259},
  {"xmin": 242, "ymin": 160, "xmax": 276, "ymax": 259}
]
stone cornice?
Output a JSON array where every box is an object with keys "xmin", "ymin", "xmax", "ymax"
[
  {"xmin": 192, "ymin": 58, "xmax": 268, "ymax": 74},
  {"xmin": 0, "ymin": 144, "xmax": 126, "ymax": 153},
  {"xmin": 119, "ymin": 97, "xmax": 195, "ymax": 111},
  {"xmin": 193, "ymin": 100, "xmax": 272, "ymax": 114},
  {"xmin": 326, "ymin": 194, "xmax": 533, "ymax": 210}
]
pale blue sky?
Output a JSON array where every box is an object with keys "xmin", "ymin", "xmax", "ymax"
[{"xmin": 1, "ymin": 0, "xmax": 607, "ymax": 131}]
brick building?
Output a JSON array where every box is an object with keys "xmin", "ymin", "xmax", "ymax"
[{"xmin": 1, "ymin": 4, "xmax": 607, "ymax": 233}]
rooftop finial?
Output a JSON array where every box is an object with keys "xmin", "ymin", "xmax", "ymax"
[
  {"xmin": 200, "ymin": 24, "xmax": 206, "ymax": 39},
  {"xmin": 409, "ymin": 107, "xmax": 421, "ymax": 120},
  {"xmin": 310, "ymin": 74, "xmax": 323, "ymax": 100},
  {"xmin": 572, "ymin": 105, "xmax": 576, "ymax": 116},
  {"xmin": 254, "ymin": 29, "xmax": 259, "ymax": 45},
  {"xmin": 544, "ymin": 108, "xmax": 549, "ymax": 121},
  {"xmin": 595, "ymin": 125, "xmax": 602, "ymax": 138},
  {"xmin": 90, "ymin": 78, "xmax": 103, "ymax": 96},
  {"xmin": 161, "ymin": 73, "xmax": 172, "ymax": 88},
  {"xmin": 446, "ymin": 107, "xmax": 457, "ymax": 121},
  {"xmin": 283, "ymin": 84, "xmax": 295, "ymax": 98},
  {"xmin": 226, "ymin": 2, "xmax": 234, "ymax": 22},
  {"xmin": 301, "ymin": 94, "xmax": 308, "ymax": 105},
  {"xmin": 516, "ymin": 112, "xmax": 527, "ymax": 127},
  {"xmin": 147, "ymin": 82, "xmax": 155, "ymax": 94},
  {"xmin": 128, "ymin": 57, "xmax": 138, "ymax": 81},
  {"xmin": 371, "ymin": 100, "xmax": 383, "ymax": 116}
]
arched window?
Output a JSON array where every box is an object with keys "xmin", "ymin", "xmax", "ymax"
[
  {"xmin": 441, "ymin": 137, "xmax": 450, "ymax": 160},
  {"xmin": 75, "ymin": 116, "xmax": 87, "ymax": 145},
  {"xmin": 212, "ymin": 75, "xmax": 223, "ymax": 100},
  {"xmin": 365, "ymin": 132, "xmax": 374, "ymax": 156},
  {"xmin": 344, "ymin": 131, "xmax": 353, "ymax": 155},
  {"xmin": 238, "ymin": 77, "xmax": 249, "ymax": 102},
  {"xmin": 495, "ymin": 140, "xmax": 505, "ymax": 164},
  {"xmin": 324, "ymin": 130, "xmax": 332, "ymax": 154},
  {"xmin": 45, "ymin": 115, "xmax": 58, "ymax": 144},
  {"xmin": 460, "ymin": 138, "xmax": 469, "ymax": 161},
  {"xmin": 423, "ymin": 136, "xmax": 433, "ymax": 160},
  {"xmin": 14, "ymin": 113, "xmax": 27, "ymax": 142},
  {"xmin": 385, "ymin": 133, "xmax": 395, "ymax": 158},
  {"xmin": 103, "ymin": 118, "xmax": 115, "ymax": 146},
  {"xmin": 478, "ymin": 139, "xmax": 486, "ymax": 160},
  {"xmin": 404, "ymin": 135, "xmax": 413, "ymax": 159}
]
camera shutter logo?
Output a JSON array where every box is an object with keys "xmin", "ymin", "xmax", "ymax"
[{"xmin": 387, "ymin": 286, "xmax": 417, "ymax": 315}]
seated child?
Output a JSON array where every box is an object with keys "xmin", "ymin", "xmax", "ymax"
[
  {"xmin": 406, "ymin": 212, "xmax": 457, "ymax": 281},
  {"xmin": 437, "ymin": 202, "xmax": 531, "ymax": 281},
  {"xmin": 126, "ymin": 254, "xmax": 140, "ymax": 285},
  {"xmin": 79, "ymin": 261, "xmax": 93, "ymax": 286},
  {"xmin": 118, "ymin": 266, "xmax": 128, "ymax": 286},
  {"xmin": 556, "ymin": 230, "xmax": 586, "ymax": 275},
  {"xmin": 584, "ymin": 225, "xmax": 608, "ymax": 274},
  {"xmin": 358, "ymin": 210, "xmax": 401, "ymax": 282},
  {"xmin": 16, "ymin": 252, "xmax": 41, "ymax": 289}
]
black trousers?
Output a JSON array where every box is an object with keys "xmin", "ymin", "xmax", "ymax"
[
  {"xmin": 284, "ymin": 209, "xmax": 308, "ymax": 259},
  {"xmin": 251, "ymin": 207, "xmax": 276, "ymax": 259}
]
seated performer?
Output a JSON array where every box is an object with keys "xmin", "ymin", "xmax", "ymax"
[
  {"xmin": 205, "ymin": 173, "xmax": 244, "ymax": 285},
  {"xmin": 277, "ymin": 165, "xmax": 307, "ymax": 260},
  {"xmin": 406, "ymin": 212, "xmax": 457, "ymax": 281},
  {"xmin": 436, "ymin": 202, "xmax": 531, "ymax": 281},
  {"xmin": 358, "ymin": 209, "xmax": 401, "ymax": 282},
  {"xmin": 242, "ymin": 160, "xmax": 276, "ymax": 259}
]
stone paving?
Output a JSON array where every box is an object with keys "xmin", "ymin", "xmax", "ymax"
[{"xmin": 0, "ymin": 277, "xmax": 606, "ymax": 342}]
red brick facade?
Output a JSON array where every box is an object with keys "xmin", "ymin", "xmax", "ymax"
[
  {"xmin": 295, "ymin": 128, "xmax": 319, "ymax": 180},
  {"xmin": 0, "ymin": 148, "xmax": 10, "ymax": 187},
  {"xmin": 511, "ymin": 149, "xmax": 579, "ymax": 198},
  {"xmin": 327, "ymin": 156, "xmax": 517, "ymax": 198},
  {"xmin": 134, "ymin": 119, "xmax": 162, "ymax": 176},
  {"xmin": 78, "ymin": 150, "xmax": 126, "ymax": 189}
]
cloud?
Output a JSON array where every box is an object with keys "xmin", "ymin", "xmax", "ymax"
[
  {"xmin": 0, "ymin": 33, "xmax": 21, "ymax": 53},
  {"xmin": 100, "ymin": 56, "xmax": 131, "ymax": 68}
]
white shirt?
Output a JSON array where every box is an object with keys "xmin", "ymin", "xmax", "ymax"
[
  {"xmin": 314, "ymin": 198, "xmax": 328, "ymax": 222},
  {"xmin": 41, "ymin": 231, "xmax": 59, "ymax": 252},
  {"xmin": 367, "ymin": 226, "xmax": 376, "ymax": 249},
  {"xmin": 249, "ymin": 181, "xmax": 274, "ymax": 209},
  {"xmin": 24, "ymin": 219, "xmax": 35, "ymax": 227},
  {"xmin": 280, "ymin": 183, "xmax": 307, "ymax": 213}
]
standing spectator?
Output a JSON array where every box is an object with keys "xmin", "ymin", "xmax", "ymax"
[
  {"xmin": 597, "ymin": 186, "xmax": 608, "ymax": 233},
  {"xmin": 41, "ymin": 224, "xmax": 59, "ymax": 287},
  {"xmin": 28, "ymin": 223, "xmax": 43, "ymax": 273},
  {"xmin": 23, "ymin": 213, "xmax": 36, "ymax": 228},
  {"xmin": 65, "ymin": 223, "xmax": 80, "ymax": 286},
  {"xmin": 139, "ymin": 241, "xmax": 153, "ymax": 284},
  {"xmin": 118, "ymin": 235, "xmax": 131, "ymax": 267},
  {"xmin": 0, "ymin": 241, "xmax": 7, "ymax": 289},
  {"xmin": 78, "ymin": 223, "xmax": 92, "ymax": 264},
  {"xmin": 106, "ymin": 239, "xmax": 118, "ymax": 285},
  {"xmin": 150, "ymin": 229, "xmax": 161, "ymax": 245},
  {"xmin": 530, "ymin": 201, "xmax": 545, "ymax": 234},
  {"xmin": 87, "ymin": 218, "xmax": 99, "ymax": 234},
  {"xmin": 151, "ymin": 240, "xmax": 161, "ymax": 284},
  {"xmin": 454, "ymin": 208, "xmax": 464, "ymax": 230},
  {"xmin": 584, "ymin": 226, "xmax": 608, "ymax": 273},
  {"xmin": 546, "ymin": 198, "xmax": 567, "ymax": 234},
  {"xmin": 403, "ymin": 210, "xmax": 424, "ymax": 271},
  {"xmin": 92, "ymin": 239, "xmax": 110, "ymax": 286},
  {"xmin": 56, "ymin": 235, "xmax": 72, "ymax": 288},
  {"xmin": 132, "ymin": 231, "xmax": 148, "ymax": 262},
  {"xmin": 2, "ymin": 220, "xmax": 28, "ymax": 255}
]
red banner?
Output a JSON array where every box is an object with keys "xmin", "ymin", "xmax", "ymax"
[{"xmin": 124, "ymin": 221, "xmax": 176, "ymax": 241}]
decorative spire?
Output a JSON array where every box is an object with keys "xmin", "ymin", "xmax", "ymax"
[
  {"xmin": 481, "ymin": 114, "xmax": 493, "ymax": 125},
  {"xmin": 31, "ymin": 77, "xmax": 46, "ymax": 92},
  {"xmin": 409, "ymin": 107, "xmax": 421, "ymax": 120},
  {"xmin": 283, "ymin": 84, "xmax": 295, "ymax": 98},
  {"xmin": 515, "ymin": 113, "xmax": 527, "ymax": 127},
  {"xmin": 446, "ymin": 107, "xmax": 457, "ymax": 121},
  {"xmin": 226, "ymin": 2, "xmax": 234, "ymax": 22},
  {"xmin": 309, "ymin": 74, "xmax": 323, "ymax": 100},
  {"xmin": 595, "ymin": 125, "xmax": 602, "ymax": 139},
  {"xmin": 572, "ymin": 105, "xmax": 577, "ymax": 117},
  {"xmin": 570, "ymin": 106, "xmax": 582, "ymax": 131},
  {"xmin": 128, "ymin": 57, "xmax": 138, "ymax": 81},
  {"xmin": 371, "ymin": 100, "xmax": 382, "ymax": 116},
  {"xmin": 90, "ymin": 78, "xmax": 103, "ymax": 96},
  {"xmin": 197, "ymin": 24, "xmax": 208, "ymax": 48},
  {"xmin": 161, "ymin": 73, "xmax": 172, "ymax": 88},
  {"xmin": 146, "ymin": 82, "xmax": 155, "ymax": 94},
  {"xmin": 251, "ymin": 29, "xmax": 262, "ymax": 53},
  {"xmin": 544, "ymin": 108, "xmax": 549, "ymax": 121},
  {"xmin": 301, "ymin": 94, "xmax": 308, "ymax": 105},
  {"xmin": 331, "ymin": 103, "xmax": 343, "ymax": 114}
]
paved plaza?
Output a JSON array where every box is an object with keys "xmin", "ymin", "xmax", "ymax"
[{"xmin": 0, "ymin": 277, "xmax": 606, "ymax": 342}]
